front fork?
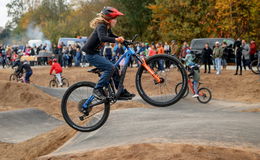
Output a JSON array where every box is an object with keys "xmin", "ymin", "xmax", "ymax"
[{"xmin": 136, "ymin": 55, "xmax": 163, "ymax": 84}]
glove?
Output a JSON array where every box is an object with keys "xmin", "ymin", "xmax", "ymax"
[{"xmin": 115, "ymin": 37, "xmax": 125, "ymax": 43}]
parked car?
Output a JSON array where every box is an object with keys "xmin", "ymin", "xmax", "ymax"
[{"xmin": 190, "ymin": 38, "xmax": 235, "ymax": 63}]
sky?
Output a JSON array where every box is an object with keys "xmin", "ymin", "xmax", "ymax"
[{"xmin": 0, "ymin": 0, "xmax": 11, "ymax": 28}]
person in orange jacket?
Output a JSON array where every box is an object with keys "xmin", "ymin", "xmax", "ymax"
[{"xmin": 50, "ymin": 58, "xmax": 63, "ymax": 86}]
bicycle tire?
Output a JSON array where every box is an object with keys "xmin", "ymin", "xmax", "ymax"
[
  {"xmin": 197, "ymin": 87, "xmax": 212, "ymax": 104},
  {"xmin": 61, "ymin": 81, "xmax": 110, "ymax": 132},
  {"xmin": 9, "ymin": 74, "xmax": 18, "ymax": 82},
  {"xmin": 136, "ymin": 54, "xmax": 188, "ymax": 107},
  {"xmin": 49, "ymin": 80, "xmax": 57, "ymax": 88},
  {"xmin": 175, "ymin": 82, "xmax": 189, "ymax": 98},
  {"xmin": 250, "ymin": 60, "xmax": 260, "ymax": 74},
  {"xmin": 62, "ymin": 78, "xmax": 69, "ymax": 87}
]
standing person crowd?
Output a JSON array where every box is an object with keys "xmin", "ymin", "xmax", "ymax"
[{"xmin": 0, "ymin": 38, "xmax": 258, "ymax": 78}]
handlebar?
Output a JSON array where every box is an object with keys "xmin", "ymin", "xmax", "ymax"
[{"xmin": 122, "ymin": 34, "xmax": 138, "ymax": 48}]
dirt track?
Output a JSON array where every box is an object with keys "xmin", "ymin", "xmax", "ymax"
[{"xmin": 0, "ymin": 66, "xmax": 259, "ymax": 160}]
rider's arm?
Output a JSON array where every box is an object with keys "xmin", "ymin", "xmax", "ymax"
[
  {"xmin": 108, "ymin": 29, "xmax": 118, "ymax": 38},
  {"xmin": 50, "ymin": 65, "xmax": 54, "ymax": 75},
  {"xmin": 12, "ymin": 62, "xmax": 17, "ymax": 68},
  {"xmin": 188, "ymin": 69, "xmax": 194, "ymax": 77},
  {"xmin": 97, "ymin": 24, "xmax": 117, "ymax": 43}
]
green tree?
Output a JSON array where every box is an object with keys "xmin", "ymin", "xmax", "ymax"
[
  {"xmin": 148, "ymin": 0, "xmax": 216, "ymax": 42},
  {"xmin": 111, "ymin": 0, "xmax": 155, "ymax": 40}
]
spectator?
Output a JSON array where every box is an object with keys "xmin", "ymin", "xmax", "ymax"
[
  {"xmin": 241, "ymin": 39, "xmax": 250, "ymax": 70},
  {"xmin": 234, "ymin": 43, "xmax": 243, "ymax": 75},
  {"xmin": 157, "ymin": 43, "xmax": 165, "ymax": 72},
  {"xmin": 1, "ymin": 48, "xmax": 6, "ymax": 68},
  {"xmin": 6, "ymin": 46, "xmax": 12, "ymax": 63},
  {"xmin": 74, "ymin": 47, "xmax": 81, "ymax": 67},
  {"xmin": 164, "ymin": 42, "xmax": 170, "ymax": 54},
  {"xmin": 53, "ymin": 44, "xmax": 59, "ymax": 60},
  {"xmin": 24, "ymin": 46, "xmax": 31, "ymax": 56},
  {"xmin": 249, "ymin": 40, "xmax": 256, "ymax": 62},
  {"xmin": 115, "ymin": 43, "xmax": 125, "ymax": 57},
  {"xmin": 202, "ymin": 43, "xmax": 213, "ymax": 73},
  {"xmin": 42, "ymin": 44, "xmax": 47, "ymax": 50},
  {"xmin": 148, "ymin": 44, "xmax": 157, "ymax": 69},
  {"xmin": 157, "ymin": 43, "xmax": 164, "ymax": 54},
  {"xmin": 68, "ymin": 45, "xmax": 75, "ymax": 67},
  {"xmin": 221, "ymin": 41, "xmax": 229, "ymax": 71},
  {"xmin": 170, "ymin": 40, "xmax": 179, "ymax": 58},
  {"xmin": 36, "ymin": 44, "xmax": 42, "ymax": 55},
  {"xmin": 81, "ymin": 51, "xmax": 87, "ymax": 67},
  {"xmin": 148, "ymin": 44, "xmax": 157, "ymax": 57},
  {"xmin": 180, "ymin": 41, "xmax": 190, "ymax": 59},
  {"xmin": 103, "ymin": 42, "xmax": 113, "ymax": 61},
  {"xmin": 62, "ymin": 46, "xmax": 69, "ymax": 68},
  {"xmin": 213, "ymin": 41, "xmax": 222, "ymax": 75}
]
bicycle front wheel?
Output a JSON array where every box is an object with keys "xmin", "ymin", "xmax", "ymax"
[
  {"xmin": 197, "ymin": 87, "xmax": 212, "ymax": 104},
  {"xmin": 175, "ymin": 82, "xmax": 189, "ymax": 98},
  {"xmin": 61, "ymin": 81, "xmax": 110, "ymax": 132},
  {"xmin": 62, "ymin": 78, "xmax": 69, "ymax": 87},
  {"xmin": 136, "ymin": 54, "xmax": 188, "ymax": 107},
  {"xmin": 250, "ymin": 60, "xmax": 260, "ymax": 74},
  {"xmin": 9, "ymin": 74, "xmax": 17, "ymax": 82}
]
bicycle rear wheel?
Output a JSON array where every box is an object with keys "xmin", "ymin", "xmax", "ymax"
[
  {"xmin": 197, "ymin": 87, "xmax": 212, "ymax": 104},
  {"xmin": 250, "ymin": 60, "xmax": 260, "ymax": 74},
  {"xmin": 136, "ymin": 54, "xmax": 188, "ymax": 107},
  {"xmin": 49, "ymin": 80, "xmax": 57, "ymax": 88},
  {"xmin": 62, "ymin": 78, "xmax": 69, "ymax": 87},
  {"xmin": 61, "ymin": 81, "xmax": 110, "ymax": 132},
  {"xmin": 175, "ymin": 82, "xmax": 189, "ymax": 98}
]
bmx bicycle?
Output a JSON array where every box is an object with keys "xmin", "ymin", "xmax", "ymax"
[
  {"xmin": 175, "ymin": 77, "xmax": 212, "ymax": 104},
  {"xmin": 49, "ymin": 74, "xmax": 69, "ymax": 88},
  {"xmin": 61, "ymin": 35, "xmax": 188, "ymax": 132},
  {"xmin": 9, "ymin": 68, "xmax": 24, "ymax": 83}
]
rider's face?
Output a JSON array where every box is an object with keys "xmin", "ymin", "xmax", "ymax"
[{"xmin": 110, "ymin": 19, "xmax": 117, "ymax": 28}]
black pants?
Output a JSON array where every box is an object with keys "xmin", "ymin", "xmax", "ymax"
[
  {"xmin": 235, "ymin": 58, "xmax": 242, "ymax": 74},
  {"xmin": 242, "ymin": 57, "xmax": 251, "ymax": 70},
  {"xmin": 204, "ymin": 60, "xmax": 211, "ymax": 73},
  {"xmin": 250, "ymin": 54, "xmax": 255, "ymax": 62}
]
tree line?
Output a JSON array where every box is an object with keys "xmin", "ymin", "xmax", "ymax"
[{"xmin": 0, "ymin": 0, "xmax": 259, "ymax": 45}]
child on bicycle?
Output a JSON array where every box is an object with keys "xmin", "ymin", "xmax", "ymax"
[
  {"xmin": 50, "ymin": 58, "xmax": 63, "ymax": 86},
  {"xmin": 81, "ymin": 6, "xmax": 135, "ymax": 100},
  {"xmin": 188, "ymin": 64, "xmax": 200, "ymax": 98},
  {"xmin": 12, "ymin": 59, "xmax": 23, "ymax": 76},
  {"xmin": 21, "ymin": 60, "xmax": 33, "ymax": 83},
  {"xmin": 182, "ymin": 49, "xmax": 194, "ymax": 68}
]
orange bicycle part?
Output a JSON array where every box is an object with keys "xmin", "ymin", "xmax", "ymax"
[{"xmin": 141, "ymin": 59, "xmax": 162, "ymax": 83}]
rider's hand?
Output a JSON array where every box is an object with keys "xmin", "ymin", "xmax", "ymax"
[{"xmin": 115, "ymin": 37, "xmax": 124, "ymax": 43}]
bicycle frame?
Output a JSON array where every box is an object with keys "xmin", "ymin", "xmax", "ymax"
[{"xmin": 83, "ymin": 43, "xmax": 163, "ymax": 109}]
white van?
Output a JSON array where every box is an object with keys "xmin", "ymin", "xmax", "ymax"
[{"xmin": 28, "ymin": 40, "xmax": 52, "ymax": 51}]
